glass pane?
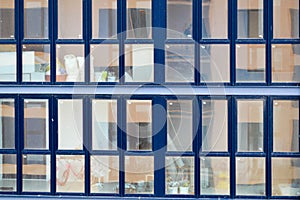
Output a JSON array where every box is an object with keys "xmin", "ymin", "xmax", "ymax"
[
  {"xmin": 58, "ymin": 0, "xmax": 82, "ymax": 39},
  {"xmin": 167, "ymin": 100, "xmax": 193, "ymax": 151},
  {"xmin": 24, "ymin": 0, "xmax": 48, "ymax": 39},
  {"xmin": 273, "ymin": 100, "xmax": 299, "ymax": 152},
  {"xmin": 0, "ymin": 45, "xmax": 16, "ymax": 82},
  {"xmin": 272, "ymin": 157, "xmax": 300, "ymax": 196},
  {"xmin": 0, "ymin": 99, "xmax": 14, "ymax": 149},
  {"xmin": 22, "ymin": 44, "xmax": 50, "ymax": 82},
  {"xmin": 236, "ymin": 44, "xmax": 265, "ymax": 82},
  {"xmin": 274, "ymin": 0, "xmax": 299, "ymax": 38},
  {"xmin": 165, "ymin": 44, "xmax": 194, "ymax": 82},
  {"xmin": 167, "ymin": 0, "xmax": 192, "ymax": 39},
  {"xmin": 127, "ymin": 0, "xmax": 152, "ymax": 39},
  {"xmin": 237, "ymin": 100, "xmax": 264, "ymax": 152},
  {"xmin": 127, "ymin": 100, "xmax": 152, "ymax": 151},
  {"xmin": 272, "ymin": 44, "xmax": 300, "ymax": 83},
  {"xmin": 56, "ymin": 155, "xmax": 84, "ymax": 193},
  {"xmin": 125, "ymin": 156, "xmax": 154, "ymax": 194},
  {"xmin": 236, "ymin": 157, "xmax": 265, "ymax": 195},
  {"xmin": 202, "ymin": 0, "xmax": 227, "ymax": 39},
  {"xmin": 200, "ymin": 44, "xmax": 230, "ymax": 82},
  {"xmin": 93, "ymin": 0, "xmax": 117, "ymax": 39},
  {"xmin": 200, "ymin": 157, "xmax": 230, "ymax": 195},
  {"xmin": 58, "ymin": 99, "xmax": 83, "ymax": 150},
  {"xmin": 125, "ymin": 44, "xmax": 154, "ymax": 82},
  {"xmin": 91, "ymin": 156, "xmax": 119, "ymax": 193},
  {"xmin": 202, "ymin": 100, "xmax": 228, "ymax": 152},
  {"xmin": 22, "ymin": 154, "xmax": 50, "ymax": 192},
  {"xmin": 166, "ymin": 157, "xmax": 194, "ymax": 195},
  {"xmin": 56, "ymin": 44, "xmax": 84, "ymax": 82},
  {"xmin": 24, "ymin": 99, "xmax": 49, "ymax": 150},
  {"xmin": 0, "ymin": 154, "xmax": 16, "ymax": 192},
  {"xmin": 90, "ymin": 44, "xmax": 119, "ymax": 82},
  {"xmin": 92, "ymin": 100, "xmax": 117, "ymax": 150},
  {"xmin": 0, "ymin": 0, "xmax": 14, "ymax": 38}
]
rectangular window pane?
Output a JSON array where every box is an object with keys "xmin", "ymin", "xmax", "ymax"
[
  {"xmin": 0, "ymin": 45, "xmax": 16, "ymax": 82},
  {"xmin": 125, "ymin": 44, "xmax": 154, "ymax": 82},
  {"xmin": 273, "ymin": 100, "xmax": 299, "ymax": 152},
  {"xmin": 91, "ymin": 44, "xmax": 119, "ymax": 82},
  {"xmin": 202, "ymin": 0, "xmax": 227, "ymax": 39},
  {"xmin": 22, "ymin": 154, "xmax": 50, "ymax": 192},
  {"xmin": 58, "ymin": 99, "xmax": 83, "ymax": 150},
  {"xmin": 93, "ymin": 0, "xmax": 117, "ymax": 39},
  {"xmin": 167, "ymin": 0, "xmax": 192, "ymax": 39},
  {"xmin": 236, "ymin": 157, "xmax": 265, "ymax": 195},
  {"xmin": 91, "ymin": 156, "xmax": 119, "ymax": 193},
  {"xmin": 0, "ymin": 99, "xmax": 14, "ymax": 149},
  {"xmin": 0, "ymin": 154, "xmax": 16, "ymax": 192},
  {"xmin": 22, "ymin": 44, "xmax": 50, "ymax": 82},
  {"xmin": 92, "ymin": 100, "xmax": 117, "ymax": 150},
  {"xmin": 202, "ymin": 100, "xmax": 228, "ymax": 152},
  {"xmin": 165, "ymin": 44, "xmax": 194, "ymax": 82},
  {"xmin": 236, "ymin": 44, "xmax": 265, "ymax": 82},
  {"xmin": 127, "ymin": 0, "xmax": 152, "ymax": 39},
  {"xmin": 274, "ymin": 0, "xmax": 299, "ymax": 38},
  {"xmin": 56, "ymin": 44, "xmax": 84, "ymax": 82},
  {"xmin": 167, "ymin": 100, "xmax": 192, "ymax": 151},
  {"xmin": 200, "ymin": 44, "xmax": 230, "ymax": 82},
  {"xmin": 237, "ymin": 100, "xmax": 264, "ymax": 152},
  {"xmin": 0, "ymin": 0, "xmax": 14, "ymax": 38},
  {"xmin": 272, "ymin": 157, "xmax": 300, "ymax": 196},
  {"xmin": 24, "ymin": 99, "xmax": 49, "ymax": 150},
  {"xmin": 166, "ymin": 157, "xmax": 194, "ymax": 195},
  {"xmin": 56, "ymin": 155, "xmax": 84, "ymax": 193},
  {"xmin": 125, "ymin": 156, "xmax": 154, "ymax": 194},
  {"xmin": 200, "ymin": 157, "xmax": 230, "ymax": 195},
  {"xmin": 24, "ymin": 0, "xmax": 48, "ymax": 39},
  {"xmin": 127, "ymin": 100, "xmax": 152, "ymax": 151},
  {"xmin": 272, "ymin": 44, "xmax": 300, "ymax": 83}
]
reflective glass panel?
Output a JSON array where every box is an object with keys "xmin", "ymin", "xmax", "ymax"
[
  {"xmin": 0, "ymin": 45, "xmax": 16, "ymax": 82},
  {"xmin": 0, "ymin": 99, "xmax": 14, "ymax": 149},
  {"xmin": 0, "ymin": 154, "xmax": 16, "ymax": 192},
  {"xmin": 0, "ymin": 0, "xmax": 14, "ymax": 39}
]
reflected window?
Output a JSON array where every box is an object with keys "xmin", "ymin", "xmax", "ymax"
[
  {"xmin": 0, "ymin": 45, "xmax": 16, "ymax": 82},
  {"xmin": 0, "ymin": 99, "xmax": 15, "ymax": 149},
  {"xmin": 0, "ymin": 0, "xmax": 14, "ymax": 39},
  {"xmin": 0, "ymin": 154, "xmax": 16, "ymax": 192}
]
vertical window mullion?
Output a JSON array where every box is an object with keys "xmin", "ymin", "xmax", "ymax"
[
  {"xmin": 194, "ymin": 96, "xmax": 201, "ymax": 197},
  {"xmin": 265, "ymin": 0, "xmax": 271, "ymax": 85},
  {"xmin": 83, "ymin": 96, "xmax": 90, "ymax": 195},
  {"xmin": 84, "ymin": 0, "xmax": 89, "ymax": 83},
  {"xmin": 230, "ymin": 97, "xmax": 237, "ymax": 198},
  {"xmin": 266, "ymin": 96, "xmax": 272, "ymax": 198},
  {"xmin": 230, "ymin": 0, "xmax": 237, "ymax": 85}
]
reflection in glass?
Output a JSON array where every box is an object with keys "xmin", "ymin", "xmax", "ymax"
[
  {"xmin": 166, "ymin": 157, "xmax": 194, "ymax": 195},
  {"xmin": 24, "ymin": 0, "xmax": 48, "ymax": 39},
  {"xmin": 127, "ymin": 100, "xmax": 152, "ymax": 151},
  {"xmin": 200, "ymin": 44, "xmax": 230, "ymax": 82},
  {"xmin": 200, "ymin": 157, "xmax": 230, "ymax": 195},
  {"xmin": 22, "ymin": 44, "xmax": 50, "ymax": 82},
  {"xmin": 272, "ymin": 157, "xmax": 300, "ymax": 196},
  {"xmin": 58, "ymin": 100, "xmax": 83, "ymax": 150},
  {"xmin": 90, "ymin": 44, "xmax": 119, "ymax": 82},
  {"xmin": 0, "ymin": 45, "xmax": 16, "ymax": 82},
  {"xmin": 127, "ymin": 0, "xmax": 152, "ymax": 39},
  {"xmin": 236, "ymin": 44, "xmax": 265, "ymax": 82},
  {"xmin": 237, "ymin": 100, "xmax": 264, "ymax": 152},
  {"xmin": 91, "ymin": 156, "xmax": 119, "ymax": 193},
  {"xmin": 58, "ymin": 0, "xmax": 82, "ymax": 39},
  {"xmin": 56, "ymin": 155, "xmax": 84, "ymax": 193},
  {"xmin": 92, "ymin": 0, "xmax": 117, "ymax": 39},
  {"xmin": 202, "ymin": 0, "xmax": 227, "ymax": 39},
  {"xmin": 272, "ymin": 44, "xmax": 300, "ymax": 83},
  {"xmin": 274, "ymin": 0, "xmax": 299, "ymax": 38},
  {"xmin": 56, "ymin": 45, "xmax": 84, "ymax": 82},
  {"xmin": 273, "ymin": 100, "xmax": 299, "ymax": 152},
  {"xmin": 0, "ymin": 99, "xmax": 14, "ymax": 149},
  {"xmin": 24, "ymin": 99, "xmax": 49, "ymax": 150},
  {"xmin": 22, "ymin": 154, "xmax": 50, "ymax": 192},
  {"xmin": 236, "ymin": 157, "xmax": 265, "ymax": 195},
  {"xmin": 0, "ymin": 0, "xmax": 14, "ymax": 38},
  {"xmin": 165, "ymin": 44, "xmax": 194, "ymax": 82},
  {"xmin": 167, "ymin": 100, "xmax": 192, "ymax": 151},
  {"xmin": 167, "ymin": 0, "xmax": 192, "ymax": 38},
  {"xmin": 202, "ymin": 100, "xmax": 228, "ymax": 152},
  {"xmin": 0, "ymin": 154, "xmax": 16, "ymax": 192},
  {"xmin": 92, "ymin": 100, "xmax": 117, "ymax": 150},
  {"xmin": 125, "ymin": 156, "xmax": 154, "ymax": 194},
  {"xmin": 125, "ymin": 44, "xmax": 153, "ymax": 82}
]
